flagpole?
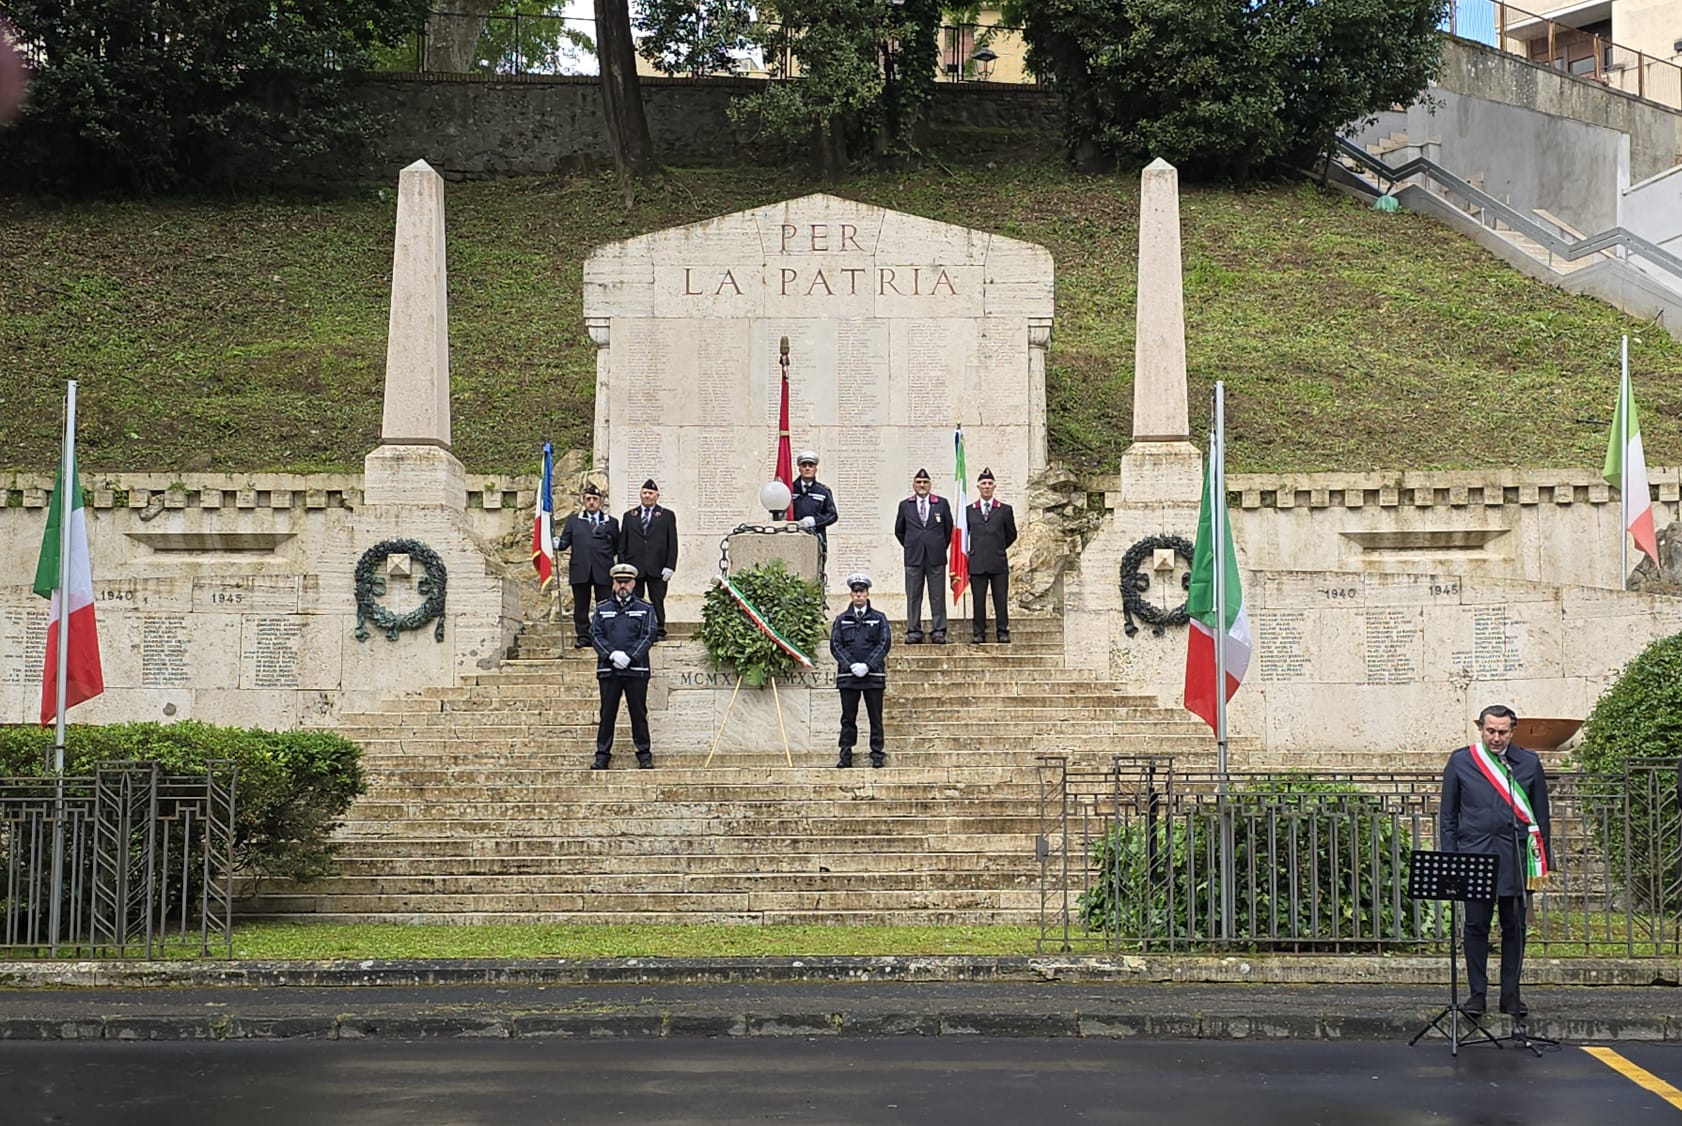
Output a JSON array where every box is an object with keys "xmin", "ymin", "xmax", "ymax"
[
  {"xmin": 48, "ymin": 379, "xmax": 77, "ymax": 956},
  {"xmin": 1620, "ymin": 336, "xmax": 1629, "ymax": 588},
  {"xmin": 1212, "ymin": 380, "xmax": 1234, "ymax": 942}
]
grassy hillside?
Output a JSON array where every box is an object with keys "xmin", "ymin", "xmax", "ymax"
[{"xmin": 3, "ymin": 161, "xmax": 1678, "ymax": 476}]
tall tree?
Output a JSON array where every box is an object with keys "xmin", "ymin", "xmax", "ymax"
[
  {"xmin": 595, "ymin": 0, "xmax": 657, "ymax": 181},
  {"xmin": 1023, "ymin": 0, "xmax": 1449, "ymax": 179},
  {"xmin": 4, "ymin": 0, "xmax": 426, "ymax": 194}
]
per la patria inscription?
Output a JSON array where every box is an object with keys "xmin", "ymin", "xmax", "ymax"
[{"xmin": 586, "ymin": 194, "xmax": 1054, "ymax": 613}]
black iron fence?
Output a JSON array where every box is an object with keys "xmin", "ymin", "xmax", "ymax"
[
  {"xmin": 1, "ymin": 763, "xmax": 236, "ymax": 959},
  {"xmin": 1038, "ymin": 757, "xmax": 1682, "ymax": 957}
]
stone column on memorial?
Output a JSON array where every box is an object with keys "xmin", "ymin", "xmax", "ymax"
[
  {"xmin": 586, "ymin": 318, "xmax": 611, "ymax": 476},
  {"xmin": 365, "ymin": 158, "xmax": 466, "ymax": 511},
  {"xmin": 1119, "ymin": 157, "xmax": 1202, "ymax": 504}
]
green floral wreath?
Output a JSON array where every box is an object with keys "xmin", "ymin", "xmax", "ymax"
[
  {"xmin": 354, "ymin": 538, "xmax": 448, "ymax": 643},
  {"xmin": 699, "ymin": 560, "xmax": 826, "ymax": 686}
]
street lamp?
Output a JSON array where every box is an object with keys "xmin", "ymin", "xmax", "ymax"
[
  {"xmin": 759, "ymin": 480, "xmax": 792, "ymax": 523},
  {"xmin": 971, "ymin": 45, "xmax": 998, "ymax": 82}
]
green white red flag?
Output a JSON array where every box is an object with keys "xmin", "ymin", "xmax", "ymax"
[
  {"xmin": 1183, "ymin": 454, "xmax": 1250, "ymax": 731},
  {"xmin": 1602, "ymin": 350, "xmax": 1658, "ymax": 564},
  {"xmin": 949, "ymin": 425, "xmax": 970, "ymax": 603},
  {"xmin": 32, "ymin": 452, "xmax": 103, "ymax": 725}
]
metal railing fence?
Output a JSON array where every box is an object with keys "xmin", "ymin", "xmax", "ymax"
[
  {"xmin": 1038, "ymin": 757, "xmax": 1682, "ymax": 957},
  {"xmin": 1, "ymin": 762, "xmax": 236, "ymax": 959}
]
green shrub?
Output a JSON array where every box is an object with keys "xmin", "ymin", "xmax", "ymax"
[
  {"xmin": 1572, "ymin": 631, "xmax": 1682, "ymax": 912},
  {"xmin": 1078, "ymin": 777, "xmax": 1425, "ymax": 949},
  {"xmin": 0, "ymin": 721, "xmax": 365, "ymax": 885},
  {"xmin": 700, "ymin": 560, "xmax": 828, "ymax": 686}
]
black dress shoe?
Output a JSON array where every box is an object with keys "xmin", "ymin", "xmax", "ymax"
[
  {"xmin": 637, "ymin": 754, "xmax": 654, "ymax": 769},
  {"xmin": 869, "ymin": 755, "xmax": 885, "ymax": 769},
  {"xmin": 656, "ymin": 630, "xmax": 669, "ymax": 641},
  {"xmin": 971, "ymin": 633, "xmax": 986, "ymax": 644},
  {"xmin": 931, "ymin": 632, "xmax": 947, "ymax": 645},
  {"xmin": 1460, "ymin": 996, "xmax": 1486, "ymax": 1017},
  {"xmin": 836, "ymin": 754, "xmax": 853, "ymax": 769},
  {"xmin": 996, "ymin": 630, "xmax": 1011, "ymax": 644},
  {"xmin": 1499, "ymin": 999, "xmax": 1528, "ymax": 1019},
  {"xmin": 905, "ymin": 632, "xmax": 924, "ymax": 644},
  {"xmin": 573, "ymin": 639, "xmax": 591, "ymax": 649},
  {"xmin": 590, "ymin": 754, "xmax": 611, "ymax": 770}
]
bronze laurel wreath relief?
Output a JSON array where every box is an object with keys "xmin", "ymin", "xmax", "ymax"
[
  {"xmin": 354, "ymin": 539, "xmax": 448, "ymax": 643},
  {"xmin": 1119, "ymin": 534, "xmax": 1196, "ymax": 637}
]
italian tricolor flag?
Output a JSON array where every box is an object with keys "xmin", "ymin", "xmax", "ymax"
[
  {"xmin": 949, "ymin": 425, "xmax": 970, "ymax": 604},
  {"xmin": 33, "ymin": 454, "xmax": 103, "ymax": 726},
  {"xmin": 1603, "ymin": 354, "xmax": 1659, "ymax": 565},
  {"xmin": 1183, "ymin": 455, "xmax": 1250, "ymax": 731}
]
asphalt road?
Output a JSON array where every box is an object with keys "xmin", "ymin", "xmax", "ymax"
[{"xmin": 3, "ymin": 1038, "xmax": 1680, "ymax": 1125}]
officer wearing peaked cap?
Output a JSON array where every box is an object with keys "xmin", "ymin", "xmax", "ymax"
[
  {"xmin": 791, "ymin": 450, "xmax": 839, "ymax": 567},
  {"xmin": 589, "ymin": 561, "xmax": 658, "ymax": 769},
  {"xmin": 554, "ymin": 482, "xmax": 619, "ymax": 650},
  {"xmin": 830, "ymin": 572, "xmax": 891, "ymax": 768}
]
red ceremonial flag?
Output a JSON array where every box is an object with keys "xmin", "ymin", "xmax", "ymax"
[
  {"xmin": 33, "ymin": 448, "xmax": 104, "ymax": 725},
  {"xmin": 775, "ymin": 338, "xmax": 794, "ymax": 518},
  {"xmin": 949, "ymin": 425, "xmax": 970, "ymax": 603}
]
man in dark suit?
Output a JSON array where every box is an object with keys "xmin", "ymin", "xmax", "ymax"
[
  {"xmin": 893, "ymin": 467, "xmax": 953, "ymax": 644},
  {"xmin": 554, "ymin": 482, "xmax": 619, "ymax": 650},
  {"xmin": 965, "ymin": 467, "xmax": 1018, "ymax": 644},
  {"xmin": 619, "ymin": 478, "xmax": 677, "ymax": 641},
  {"xmin": 1439, "ymin": 704, "xmax": 1553, "ymax": 1021}
]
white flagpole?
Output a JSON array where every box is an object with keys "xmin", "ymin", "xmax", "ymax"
[
  {"xmin": 1620, "ymin": 336, "xmax": 1629, "ymax": 588},
  {"xmin": 48, "ymin": 379, "xmax": 77, "ymax": 955},
  {"xmin": 1212, "ymin": 380, "xmax": 1234, "ymax": 942}
]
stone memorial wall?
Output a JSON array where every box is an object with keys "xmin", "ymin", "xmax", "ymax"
[{"xmin": 584, "ymin": 193, "xmax": 1054, "ymax": 616}]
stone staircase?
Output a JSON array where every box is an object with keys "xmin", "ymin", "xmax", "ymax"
[{"xmin": 243, "ymin": 617, "xmax": 1247, "ymax": 925}]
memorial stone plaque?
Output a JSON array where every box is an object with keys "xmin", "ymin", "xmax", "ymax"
[{"xmin": 585, "ymin": 193, "xmax": 1054, "ymax": 615}]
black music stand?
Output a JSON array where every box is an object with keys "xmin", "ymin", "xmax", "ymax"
[{"xmin": 1408, "ymin": 849, "xmax": 1500, "ymax": 1055}]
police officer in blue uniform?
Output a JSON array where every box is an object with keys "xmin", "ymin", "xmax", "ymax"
[
  {"xmin": 589, "ymin": 562, "xmax": 658, "ymax": 769},
  {"xmin": 791, "ymin": 450, "xmax": 839, "ymax": 573},
  {"xmin": 830, "ymin": 572, "xmax": 891, "ymax": 768}
]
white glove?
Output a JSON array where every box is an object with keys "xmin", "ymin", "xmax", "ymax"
[
  {"xmin": 660, "ymin": 567, "xmax": 674, "ymax": 582},
  {"xmin": 850, "ymin": 662, "xmax": 869, "ymax": 678},
  {"xmin": 799, "ymin": 516, "xmax": 816, "ymax": 529},
  {"xmin": 611, "ymin": 650, "xmax": 630, "ymax": 669}
]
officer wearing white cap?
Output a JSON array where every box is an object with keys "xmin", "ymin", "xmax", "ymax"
[
  {"xmin": 589, "ymin": 561, "xmax": 657, "ymax": 769},
  {"xmin": 791, "ymin": 451, "xmax": 839, "ymax": 561},
  {"xmin": 829, "ymin": 572, "xmax": 891, "ymax": 768}
]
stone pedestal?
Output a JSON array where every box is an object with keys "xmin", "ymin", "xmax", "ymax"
[
  {"xmin": 1119, "ymin": 440, "xmax": 1203, "ymax": 504},
  {"xmin": 728, "ymin": 529, "xmax": 821, "ymax": 583},
  {"xmin": 363, "ymin": 444, "xmax": 467, "ymax": 511}
]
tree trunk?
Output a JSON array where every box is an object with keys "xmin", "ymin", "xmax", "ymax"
[
  {"xmin": 594, "ymin": 0, "xmax": 657, "ymax": 181},
  {"xmin": 423, "ymin": 2, "xmax": 497, "ymax": 73}
]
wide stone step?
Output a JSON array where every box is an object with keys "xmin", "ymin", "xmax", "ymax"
[
  {"xmin": 328, "ymin": 850, "xmax": 1031, "ymax": 877},
  {"xmin": 357, "ymin": 783, "xmax": 1047, "ymax": 805},
  {"xmin": 241, "ymin": 908, "xmax": 1037, "ymax": 926},
  {"xmin": 332, "ymin": 830, "xmax": 1035, "ymax": 853},
  {"xmin": 248, "ymin": 869, "xmax": 1032, "ymax": 898},
  {"xmin": 338, "ymin": 809, "xmax": 1041, "ymax": 833},
  {"xmin": 342, "ymin": 796, "xmax": 1051, "ymax": 821},
  {"xmin": 237, "ymin": 887, "xmax": 1043, "ymax": 915}
]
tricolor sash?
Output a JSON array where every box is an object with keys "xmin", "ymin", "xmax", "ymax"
[{"xmin": 1468, "ymin": 741, "xmax": 1550, "ymax": 889}]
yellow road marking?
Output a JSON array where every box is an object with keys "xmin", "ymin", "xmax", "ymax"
[{"xmin": 1583, "ymin": 1046, "xmax": 1682, "ymax": 1111}]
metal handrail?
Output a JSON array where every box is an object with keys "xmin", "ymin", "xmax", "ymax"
[{"xmin": 1333, "ymin": 138, "xmax": 1682, "ymax": 287}]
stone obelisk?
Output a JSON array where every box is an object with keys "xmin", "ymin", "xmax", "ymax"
[
  {"xmin": 1119, "ymin": 158, "xmax": 1202, "ymax": 503},
  {"xmin": 364, "ymin": 159, "xmax": 466, "ymax": 510}
]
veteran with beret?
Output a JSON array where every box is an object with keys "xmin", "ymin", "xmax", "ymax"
[
  {"xmin": 965, "ymin": 467, "xmax": 1018, "ymax": 644},
  {"xmin": 589, "ymin": 562, "xmax": 658, "ymax": 769},
  {"xmin": 554, "ymin": 482, "xmax": 619, "ymax": 650},
  {"xmin": 830, "ymin": 572, "xmax": 891, "ymax": 768},
  {"xmin": 619, "ymin": 478, "xmax": 678, "ymax": 641},
  {"xmin": 893, "ymin": 467, "xmax": 954, "ymax": 644}
]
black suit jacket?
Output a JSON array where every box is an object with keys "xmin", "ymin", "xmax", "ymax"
[
  {"xmin": 894, "ymin": 494, "xmax": 953, "ymax": 568},
  {"xmin": 619, "ymin": 505, "xmax": 678, "ymax": 577},
  {"xmin": 965, "ymin": 499, "xmax": 1017, "ymax": 575},
  {"xmin": 555, "ymin": 511, "xmax": 620, "ymax": 587},
  {"xmin": 1440, "ymin": 743, "xmax": 1553, "ymax": 899}
]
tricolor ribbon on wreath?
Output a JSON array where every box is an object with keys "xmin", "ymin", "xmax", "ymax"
[
  {"xmin": 1468, "ymin": 740, "xmax": 1551, "ymax": 890},
  {"xmin": 716, "ymin": 575, "xmax": 813, "ymax": 669}
]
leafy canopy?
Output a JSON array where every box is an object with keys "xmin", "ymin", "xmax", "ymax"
[
  {"xmin": 3, "ymin": 0, "xmax": 426, "ymax": 194},
  {"xmin": 1022, "ymin": 0, "xmax": 1448, "ymax": 178}
]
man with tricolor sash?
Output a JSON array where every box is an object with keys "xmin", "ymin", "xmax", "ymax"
[{"xmin": 1439, "ymin": 705, "xmax": 1553, "ymax": 1020}]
